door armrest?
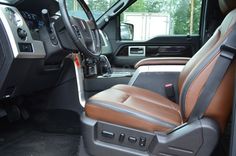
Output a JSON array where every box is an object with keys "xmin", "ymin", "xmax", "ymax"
[{"xmin": 135, "ymin": 57, "xmax": 190, "ymax": 68}]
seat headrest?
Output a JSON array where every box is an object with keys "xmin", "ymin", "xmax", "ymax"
[{"xmin": 219, "ymin": 0, "xmax": 236, "ymax": 14}]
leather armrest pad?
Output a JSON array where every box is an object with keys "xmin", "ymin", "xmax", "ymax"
[{"xmin": 135, "ymin": 57, "xmax": 190, "ymax": 68}]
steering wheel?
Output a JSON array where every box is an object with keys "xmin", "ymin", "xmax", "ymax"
[{"xmin": 59, "ymin": 0, "xmax": 101, "ymax": 58}]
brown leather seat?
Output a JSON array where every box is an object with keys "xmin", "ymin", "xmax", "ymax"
[
  {"xmin": 85, "ymin": 0, "xmax": 236, "ymax": 133},
  {"xmin": 86, "ymin": 85, "xmax": 182, "ymax": 132}
]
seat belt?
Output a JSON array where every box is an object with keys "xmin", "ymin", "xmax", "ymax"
[
  {"xmin": 188, "ymin": 26, "xmax": 236, "ymax": 122},
  {"xmin": 230, "ymin": 72, "xmax": 236, "ymax": 156}
]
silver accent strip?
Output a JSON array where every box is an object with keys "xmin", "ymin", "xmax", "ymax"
[
  {"xmin": 99, "ymin": 29, "xmax": 108, "ymax": 46},
  {"xmin": 0, "ymin": 5, "xmax": 46, "ymax": 58},
  {"xmin": 168, "ymin": 146, "xmax": 193, "ymax": 154},
  {"xmin": 129, "ymin": 65, "xmax": 185, "ymax": 85},
  {"xmin": 72, "ymin": 54, "xmax": 86, "ymax": 108}
]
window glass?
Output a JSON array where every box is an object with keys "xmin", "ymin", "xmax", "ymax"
[{"xmin": 120, "ymin": 0, "xmax": 202, "ymax": 41}]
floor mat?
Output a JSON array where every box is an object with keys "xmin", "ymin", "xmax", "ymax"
[{"xmin": 0, "ymin": 131, "xmax": 80, "ymax": 156}]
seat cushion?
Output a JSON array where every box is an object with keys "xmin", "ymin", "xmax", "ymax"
[{"xmin": 85, "ymin": 85, "xmax": 183, "ymax": 132}]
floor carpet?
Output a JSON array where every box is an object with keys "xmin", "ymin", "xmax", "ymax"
[{"xmin": 0, "ymin": 131, "xmax": 80, "ymax": 156}]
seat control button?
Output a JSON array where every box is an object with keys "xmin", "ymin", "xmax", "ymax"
[
  {"xmin": 119, "ymin": 133, "xmax": 125, "ymax": 142},
  {"xmin": 139, "ymin": 137, "xmax": 146, "ymax": 147},
  {"xmin": 101, "ymin": 131, "xmax": 114, "ymax": 139},
  {"xmin": 128, "ymin": 136, "xmax": 137, "ymax": 143}
]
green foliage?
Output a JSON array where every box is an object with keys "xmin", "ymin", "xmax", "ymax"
[
  {"xmin": 145, "ymin": 0, "xmax": 164, "ymax": 13},
  {"xmin": 126, "ymin": 0, "xmax": 145, "ymax": 12},
  {"xmin": 172, "ymin": 0, "xmax": 191, "ymax": 34},
  {"xmin": 171, "ymin": 0, "xmax": 202, "ymax": 34},
  {"xmin": 87, "ymin": 0, "xmax": 109, "ymax": 12},
  {"xmin": 193, "ymin": 0, "xmax": 202, "ymax": 34}
]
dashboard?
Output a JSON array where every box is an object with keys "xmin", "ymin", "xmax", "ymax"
[
  {"xmin": 0, "ymin": 0, "xmax": 112, "ymax": 99},
  {"xmin": 0, "ymin": 4, "xmax": 48, "ymax": 99},
  {"xmin": 0, "ymin": 5, "xmax": 45, "ymax": 57}
]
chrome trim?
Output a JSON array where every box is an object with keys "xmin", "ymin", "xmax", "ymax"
[
  {"xmin": 0, "ymin": 5, "xmax": 46, "ymax": 58},
  {"xmin": 128, "ymin": 46, "xmax": 146, "ymax": 57},
  {"xmin": 72, "ymin": 54, "xmax": 86, "ymax": 108},
  {"xmin": 128, "ymin": 65, "xmax": 185, "ymax": 85},
  {"xmin": 99, "ymin": 29, "xmax": 108, "ymax": 46}
]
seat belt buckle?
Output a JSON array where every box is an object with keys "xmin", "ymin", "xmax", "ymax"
[
  {"xmin": 220, "ymin": 44, "xmax": 236, "ymax": 60},
  {"xmin": 164, "ymin": 83, "xmax": 176, "ymax": 102}
]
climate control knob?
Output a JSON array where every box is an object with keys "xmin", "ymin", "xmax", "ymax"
[{"xmin": 17, "ymin": 28, "xmax": 27, "ymax": 40}]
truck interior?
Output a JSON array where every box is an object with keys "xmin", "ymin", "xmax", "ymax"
[{"xmin": 0, "ymin": 0, "xmax": 235, "ymax": 156}]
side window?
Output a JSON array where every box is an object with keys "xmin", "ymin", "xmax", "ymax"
[{"xmin": 120, "ymin": 0, "xmax": 202, "ymax": 41}]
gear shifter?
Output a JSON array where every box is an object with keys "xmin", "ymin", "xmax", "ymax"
[
  {"xmin": 41, "ymin": 9, "xmax": 51, "ymax": 33},
  {"xmin": 98, "ymin": 55, "xmax": 112, "ymax": 76}
]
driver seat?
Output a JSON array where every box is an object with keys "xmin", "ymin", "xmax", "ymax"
[
  {"xmin": 82, "ymin": 0, "xmax": 236, "ymax": 155},
  {"xmin": 86, "ymin": 0, "xmax": 236, "ymax": 133}
]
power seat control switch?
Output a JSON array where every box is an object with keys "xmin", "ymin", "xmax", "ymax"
[
  {"xmin": 119, "ymin": 133, "xmax": 125, "ymax": 143},
  {"xmin": 139, "ymin": 137, "xmax": 146, "ymax": 147},
  {"xmin": 128, "ymin": 136, "xmax": 137, "ymax": 144},
  {"xmin": 101, "ymin": 130, "xmax": 114, "ymax": 139}
]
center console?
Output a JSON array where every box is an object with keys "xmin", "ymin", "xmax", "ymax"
[
  {"xmin": 84, "ymin": 68, "xmax": 134, "ymax": 99},
  {"xmin": 80, "ymin": 54, "xmax": 134, "ymax": 99},
  {"xmin": 83, "ymin": 55, "xmax": 185, "ymax": 100}
]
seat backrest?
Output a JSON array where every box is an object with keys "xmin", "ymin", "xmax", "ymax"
[{"xmin": 179, "ymin": 0, "xmax": 236, "ymax": 131}]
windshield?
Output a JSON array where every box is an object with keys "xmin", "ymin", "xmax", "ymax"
[
  {"xmin": 0, "ymin": 0, "xmax": 118, "ymax": 20},
  {"xmin": 66, "ymin": 0, "xmax": 119, "ymax": 20}
]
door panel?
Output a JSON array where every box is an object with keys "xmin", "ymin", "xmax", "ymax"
[
  {"xmin": 111, "ymin": 35, "xmax": 200, "ymax": 67},
  {"xmin": 98, "ymin": 0, "xmax": 204, "ymax": 68}
]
